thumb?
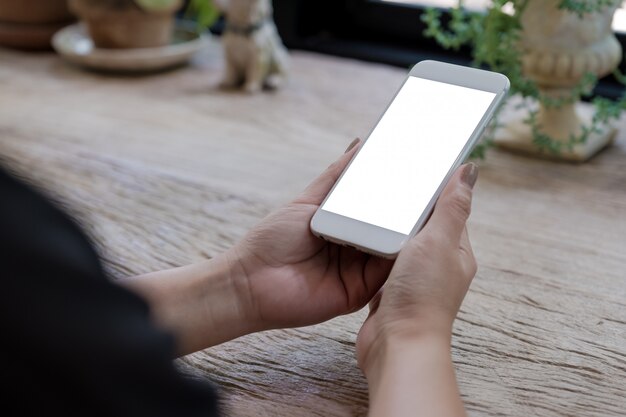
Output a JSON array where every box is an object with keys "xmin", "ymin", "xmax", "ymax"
[
  {"xmin": 423, "ymin": 163, "xmax": 478, "ymax": 243},
  {"xmin": 294, "ymin": 138, "xmax": 361, "ymax": 205}
]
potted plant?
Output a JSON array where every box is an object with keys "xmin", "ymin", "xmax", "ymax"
[
  {"xmin": 69, "ymin": 0, "xmax": 184, "ymax": 49},
  {"xmin": 0, "ymin": 0, "xmax": 74, "ymax": 49},
  {"xmin": 423, "ymin": 0, "xmax": 625, "ymax": 161}
]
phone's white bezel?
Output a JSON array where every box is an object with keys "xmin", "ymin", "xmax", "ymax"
[{"xmin": 310, "ymin": 60, "xmax": 510, "ymax": 259}]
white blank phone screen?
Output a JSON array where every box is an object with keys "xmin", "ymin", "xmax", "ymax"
[{"xmin": 321, "ymin": 76, "xmax": 496, "ymax": 235}]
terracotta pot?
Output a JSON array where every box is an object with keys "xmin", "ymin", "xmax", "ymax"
[
  {"xmin": 86, "ymin": 10, "xmax": 174, "ymax": 49},
  {"xmin": 69, "ymin": 0, "xmax": 176, "ymax": 49},
  {"xmin": 0, "ymin": 0, "xmax": 74, "ymax": 49}
]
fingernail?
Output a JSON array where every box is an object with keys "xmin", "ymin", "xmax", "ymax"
[
  {"xmin": 461, "ymin": 163, "xmax": 479, "ymax": 189},
  {"xmin": 345, "ymin": 138, "xmax": 360, "ymax": 153}
]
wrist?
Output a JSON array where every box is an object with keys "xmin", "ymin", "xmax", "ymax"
[
  {"xmin": 363, "ymin": 329, "xmax": 466, "ymax": 417},
  {"xmin": 201, "ymin": 249, "xmax": 267, "ymax": 337},
  {"xmin": 219, "ymin": 247, "xmax": 266, "ymax": 332},
  {"xmin": 362, "ymin": 324, "xmax": 452, "ymax": 384},
  {"xmin": 365, "ymin": 330, "xmax": 453, "ymax": 397},
  {"xmin": 123, "ymin": 251, "xmax": 264, "ymax": 355}
]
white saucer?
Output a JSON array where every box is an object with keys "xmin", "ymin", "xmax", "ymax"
[{"xmin": 52, "ymin": 23, "xmax": 208, "ymax": 72}]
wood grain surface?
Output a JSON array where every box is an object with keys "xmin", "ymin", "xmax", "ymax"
[{"xmin": 1, "ymin": 41, "xmax": 625, "ymax": 417}]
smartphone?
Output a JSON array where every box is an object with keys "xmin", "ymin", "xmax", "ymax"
[{"xmin": 310, "ymin": 60, "xmax": 509, "ymax": 259}]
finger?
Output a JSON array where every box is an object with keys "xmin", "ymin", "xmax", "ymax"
[
  {"xmin": 459, "ymin": 226, "xmax": 473, "ymax": 258},
  {"xmin": 345, "ymin": 138, "xmax": 360, "ymax": 153},
  {"xmin": 337, "ymin": 246, "xmax": 370, "ymax": 311},
  {"xmin": 363, "ymin": 256, "xmax": 393, "ymax": 300},
  {"xmin": 460, "ymin": 226, "xmax": 478, "ymax": 276},
  {"xmin": 294, "ymin": 138, "xmax": 361, "ymax": 205},
  {"xmin": 423, "ymin": 163, "xmax": 478, "ymax": 243}
]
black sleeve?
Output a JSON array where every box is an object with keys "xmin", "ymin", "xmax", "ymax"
[{"xmin": 0, "ymin": 167, "xmax": 219, "ymax": 417}]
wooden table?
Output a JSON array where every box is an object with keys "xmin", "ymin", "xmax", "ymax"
[{"xmin": 1, "ymin": 42, "xmax": 626, "ymax": 417}]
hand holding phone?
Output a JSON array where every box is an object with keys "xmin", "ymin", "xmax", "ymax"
[
  {"xmin": 311, "ymin": 60, "xmax": 509, "ymax": 258},
  {"xmin": 356, "ymin": 163, "xmax": 480, "ymax": 417}
]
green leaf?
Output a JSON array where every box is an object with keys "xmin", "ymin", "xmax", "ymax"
[
  {"xmin": 185, "ymin": 0, "xmax": 219, "ymax": 32},
  {"xmin": 134, "ymin": 0, "xmax": 181, "ymax": 13},
  {"xmin": 422, "ymin": 0, "xmax": 626, "ymax": 156},
  {"xmin": 558, "ymin": 0, "xmax": 618, "ymax": 17}
]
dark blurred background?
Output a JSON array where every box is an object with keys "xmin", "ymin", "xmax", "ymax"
[{"xmin": 268, "ymin": 0, "xmax": 626, "ymax": 101}]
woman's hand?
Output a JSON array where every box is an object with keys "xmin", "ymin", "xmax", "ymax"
[
  {"xmin": 355, "ymin": 164, "xmax": 478, "ymax": 417},
  {"xmin": 228, "ymin": 139, "xmax": 395, "ymax": 331},
  {"xmin": 124, "ymin": 139, "xmax": 393, "ymax": 355}
]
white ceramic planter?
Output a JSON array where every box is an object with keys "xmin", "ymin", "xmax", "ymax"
[{"xmin": 496, "ymin": 0, "xmax": 623, "ymax": 161}]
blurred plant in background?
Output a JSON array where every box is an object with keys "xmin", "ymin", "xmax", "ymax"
[
  {"xmin": 423, "ymin": 0, "xmax": 626, "ymax": 159},
  {"xmin": 184, "ymin": 0, "xmax": 220, "ymax": 32},
  {"xmin": 136, "ymin": 0, "xmax": 182, "ymax": 11}
]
